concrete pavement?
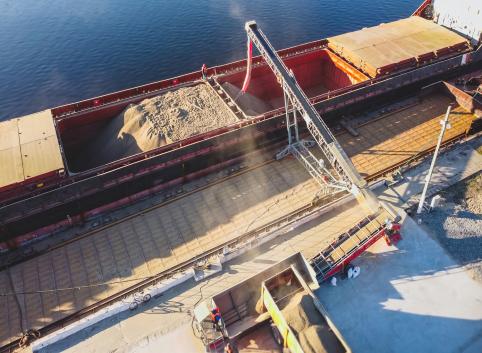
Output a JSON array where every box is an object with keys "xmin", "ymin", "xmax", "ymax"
[
  {"xmin": 316, "ymin": 210, "xmax": 482, "ymax": 353},
  {"xmin": 315, "ymin": 137, "xmax": 482, "ymax": 353}
]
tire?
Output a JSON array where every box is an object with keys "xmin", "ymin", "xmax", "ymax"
[
  {"xmin": 143, "ymin": 294, "xmax": 152, "ymax": 303},
  {"xmin": 129, "ymin": 301, "xmax": 139, "ymax": 310},
  {"xmin": 32, "ymin": 329, "xmax": 41, "ymax": 338}
]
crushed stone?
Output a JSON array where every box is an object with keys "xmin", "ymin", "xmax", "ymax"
[{"xmin": 420, "ymin": 172, "xmax": 482, "ymax": 282}]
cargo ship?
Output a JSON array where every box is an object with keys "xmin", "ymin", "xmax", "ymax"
[{"xmin": 0, "ymin": 0, "xmax": 481, "ymax": 250}]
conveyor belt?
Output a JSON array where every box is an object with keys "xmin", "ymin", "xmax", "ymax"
[
  {"xmin": 311, "ymin": 208, "xmax": 392, "ymax": 282},
  {"xmin": 244, "ymin": 21, "xmax": 369, "ymax": 193}
]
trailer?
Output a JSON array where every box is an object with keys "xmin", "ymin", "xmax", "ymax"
[{"xmin": 193, "ymin": 252, "xmax": 351, "ymax": 353}]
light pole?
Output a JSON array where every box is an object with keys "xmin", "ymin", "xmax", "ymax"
[{"xmin": 417, "ymin": 104, "xmax": 452, "ymax": 214}]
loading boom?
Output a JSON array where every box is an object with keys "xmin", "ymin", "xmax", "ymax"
[{"xmin": 244, "ymin": 21, "xmax": 379, "ymax": 207}]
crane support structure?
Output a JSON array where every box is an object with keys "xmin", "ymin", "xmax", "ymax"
[{"xmin": 244, "ymin": 21, "xmax": 379, "ymax": 208}]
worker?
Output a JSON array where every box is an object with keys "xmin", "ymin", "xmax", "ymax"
[
  {"xmin": 211, "ymin": 307, "xmax": 223, "ymax": 329},
  {"xmin": 384, "ymin": 220, "xmax": 402, "ymax": 245},
  {"xmin": 352, "ymin": 266, "xmax": 361, "ymax": 278},
  {"xmin": 347, "ymin": 265, "xmax": 361, "ymax": 279},
  {"xmin": 201, "ymin": 64, "xmax": 208, "ymax": 80}
]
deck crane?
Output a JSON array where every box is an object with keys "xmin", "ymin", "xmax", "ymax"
[{"xmin": 244, "ymin": 21, "xmax": 380, "ymax": 210}]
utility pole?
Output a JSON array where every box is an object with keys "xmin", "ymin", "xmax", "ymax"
[{"xmin": 417, "ymin": 104, "xmax": 452, "ymax": 214}]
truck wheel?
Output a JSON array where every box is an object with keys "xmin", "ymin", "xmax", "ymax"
[
  {"xmin": 143, "ymin": 293, "xmax": 152, "ymax": 303},
  {"xmin": 341, "ymin": 263, "xmax": 354, "ymax": 279}
]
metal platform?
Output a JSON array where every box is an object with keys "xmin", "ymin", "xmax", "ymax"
[{"xmin": 338, "ymin": 93, "xmax": 475, "ymax": 178}]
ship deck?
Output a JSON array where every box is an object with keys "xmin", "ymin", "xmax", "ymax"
[
  {"xmin": 0, "ymin": 89, "xmax": 476, "ymax": 347},
  {"xmin": 0, "ymin": 157, "xmax": 319, "ymax": 346},
  {"xmin": 341, "ymin": 93, "xmax": 474, "ymax": 178}
]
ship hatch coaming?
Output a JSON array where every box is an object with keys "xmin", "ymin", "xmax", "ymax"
[
  {"xmin": 217, "ymin": 49, "xmax": 368, "ymax": 116},
  {"xmin": 327, "ymin": 16, "xmax": 471, "ymax": 78}
]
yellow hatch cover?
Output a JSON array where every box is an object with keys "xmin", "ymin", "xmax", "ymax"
[
  {"xmin": 328, "ymin": 16, "xmax": 470, "ymax": 78},
  {"xmin": 0, "ymin": 110, "xmax": 64, "ymax": 189}
]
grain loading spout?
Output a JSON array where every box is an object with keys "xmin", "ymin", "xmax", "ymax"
[{"xmin": 243, "ymin": 21, "xmax": 380, "ymax": 211}]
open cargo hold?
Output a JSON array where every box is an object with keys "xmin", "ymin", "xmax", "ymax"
[
  {"xmin": 328, "ymin": 16, "xmax": 470, "ymax": 78},
  {"xmin": 58, "ymin": 82, "xmax": 240, "ymax": 172},
  {"xmin": 0, "ymin": 110, "xmax": 64, "ymax": 191},
  {"xmin": 57, "ymin": 49, "xmax": 367, "ymax": 173},
  {"xmin": 217, "ymin": 49, "xmax": 368, "ymax": 116},
  {"xmin": 57, "ymin": 50, "xmax": 367, "ymax": 173}
]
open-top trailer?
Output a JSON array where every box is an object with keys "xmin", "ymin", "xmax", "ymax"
[{"xmin": 193, "ymin": 252, "xmax": 351, "ymax": 353}]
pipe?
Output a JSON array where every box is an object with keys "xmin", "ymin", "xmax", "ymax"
[{"xmin": 417, "ymin": 104, "xmax": 452, "ymax": 214}]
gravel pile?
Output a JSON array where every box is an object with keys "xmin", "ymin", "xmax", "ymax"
[
  {"xmin": 84, "ymin": 84, "xmax": 238, "ymax": 167},
  {"xmin": 420, "ymin": 172, "xmax": 482, "ymax": 281}
]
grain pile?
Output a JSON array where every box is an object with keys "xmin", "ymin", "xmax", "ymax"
[
  {"xmin": 222, "ymin": 82, "xmax": 272, "ymax": 116},
  {"xmin": 85, "ymin": 84, "xmax": 238, "ymax": 167},
  {"xmin": 282, "ymin": 293, "xmax": 345, "ymax": 353}
]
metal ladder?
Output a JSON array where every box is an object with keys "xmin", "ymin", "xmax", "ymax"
[
  {"xmin": 207, "ymin": 78, "xmax": 245, "ymax": 120},
  {"xmin": 310, "ymin": 213, "xmax": 386, "ymax": 281}
]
